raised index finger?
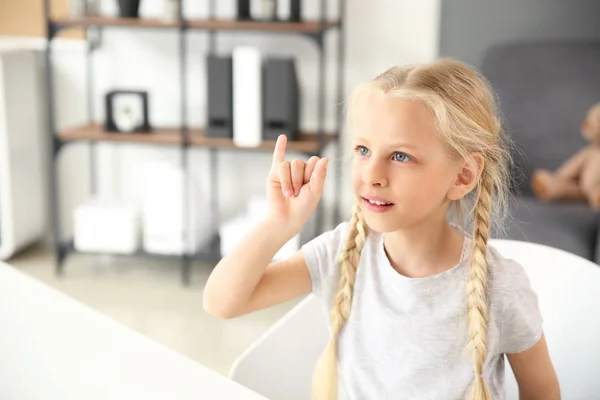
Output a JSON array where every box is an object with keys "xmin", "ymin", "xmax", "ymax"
[{"xmin": 271, "ymin": 134, "xmax": 287, "ymax": 168}]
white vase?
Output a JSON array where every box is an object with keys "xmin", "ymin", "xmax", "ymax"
[
  {"xmin": 163, "ymin": 0, "xmax": 179, "ymax": 21},
  {"xmin": 233, "ymin": 47, "xmax": 263, "ymax": 148},
  {"xmin": 70, "ymin": 0, "xmax": 85, "ymax": 17}
]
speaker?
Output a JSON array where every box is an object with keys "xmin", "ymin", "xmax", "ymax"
[
  {"xmin": 237, "ymin": 0, "xmax": 252, "ymax": 20},
  {"xmin": 206, "ymin": 56, "xmax": 233, "ymax": 139},
  {"xmin": 263, "ymin": 57, "xmax": 300, "ymax": 141}
]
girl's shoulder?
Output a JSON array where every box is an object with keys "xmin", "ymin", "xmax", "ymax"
[
  {"xmin": 485, "ymin": 243, "xmax": 538, "ymax": 310},
  {"xmin": 485, "ymin": 243, "xmax": 544, "ymax": 353}
]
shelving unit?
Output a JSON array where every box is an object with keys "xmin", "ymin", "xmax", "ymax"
[{"xmin": 43, "ymin": 0, "xmax": 346, "ymax": 285}]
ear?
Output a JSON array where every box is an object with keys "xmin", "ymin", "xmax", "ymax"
[{"xmin": 447, "ymin": 153, "xmax": 485, "ymax": 201}]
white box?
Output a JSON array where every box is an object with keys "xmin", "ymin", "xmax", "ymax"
[
  {"xmin": 73, "ymin": 198, "xmax": 140, "ymax": 254},
  {"xmin": 219, "ymin": 214, "xmax": 299, "ymax": 262},
  {"xmin": 142, "ymin": 161, "xmax": 214, "ymax": 256},
  {"xmin": 247, "ymin": 192, "xmax": 270, "ymax": 218}
]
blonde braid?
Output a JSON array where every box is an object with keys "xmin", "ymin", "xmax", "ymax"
[
  {"xmin": 312, "ymin": 203, "xmax": 367, "ymax": 400},
  {"xmin": 467, "ymin": 171, "xmax": 493, "ymax": 400}
]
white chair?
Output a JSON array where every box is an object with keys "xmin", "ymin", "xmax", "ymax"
[
  {"xmin": 230, "ymin": 239, "xmax": 600, "ymax": 400},
  {"xmin": 230, "ymin": 295, "xmax": 329, "ymax": 400}
]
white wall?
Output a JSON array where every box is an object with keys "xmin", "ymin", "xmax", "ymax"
[{"xmin": 5, "ymin": 0, "xmax": 441, "ymax": 241}]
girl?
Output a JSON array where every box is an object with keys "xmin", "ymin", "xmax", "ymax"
[{"xmin": 203, "ymin": 58, "xmax": 560, "ymax": 400}]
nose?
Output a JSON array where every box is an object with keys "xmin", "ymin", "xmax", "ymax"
[{"xmin": 364, "ymin": 159, "xmax": 388, "ymax": 187}]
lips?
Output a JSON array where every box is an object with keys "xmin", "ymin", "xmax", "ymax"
[
  {"xmin": 361, "ymin": 195, "xmax": 395, "ymax": 214},
  {"xmin": 362, "ymin": 195, "xmax": 394, "ymax": 206}
]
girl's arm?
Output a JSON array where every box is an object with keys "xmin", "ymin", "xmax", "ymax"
[
  {"xmin": 203, "ymin": 134, "xmax": 328, "ymax": 319},
  {"xmin": 506, "ymin": 333, "xmax": 560, "ymax": 400},
  {"xmin": 203, "ymin": 219, "xmax": 311, "ymax": 319}
]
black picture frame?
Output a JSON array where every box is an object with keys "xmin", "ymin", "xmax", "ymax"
[{"xmin": 105, "ymin": 90, "xmax": 151, "ymax": 133}]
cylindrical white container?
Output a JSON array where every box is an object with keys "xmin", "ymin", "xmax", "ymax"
[{"xmin": 232, "ymin": 46, "xmax": 263, "ymax": 148}]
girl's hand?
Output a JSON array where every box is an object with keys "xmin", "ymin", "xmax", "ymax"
[{"xmin": 266, "ymin": 134, "xmax": 329, "ymax": 233}]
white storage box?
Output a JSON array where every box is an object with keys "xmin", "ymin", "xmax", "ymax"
[
  {"xmin": 142, "ymin": 161, "xmax": 214, "ymax": 256},
  {"xmin": 219, "ymin": 214, "xmax": 299, "ymax": 262},
  {"xmin": 247, "ymin": 193, "xmax": 270, "ymax": 217},
  {"xmin": 73, "ymin": 198, "xmax": 140, "ymax": 254}
]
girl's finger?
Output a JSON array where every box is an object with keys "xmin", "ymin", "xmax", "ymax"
[
  {"xmin": 271, "ymin": 135, "xmax": 287, "ymax": 172},
  {"xmin": 309, "ymin": 158, "xmax": 329, "ymax": 195},
  {"xmin": 291, "ymin": 159, "xmax": 305, "ymax": 196},
  {"xmin": 279, "ymin": 161, "xmax": 292, "ymax": 197},
  {"xmin": 304, "ymin": 156, "xmax": 319, "ymax": 184}
]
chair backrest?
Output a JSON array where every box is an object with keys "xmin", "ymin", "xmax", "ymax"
[
  {"xmin": 490, "ymin": 239, "xmax": 600, "ymax": 400},
  {"xmin": 230, "ymin": 240, "xmax": 600, "ymax": 399},
  {"xmin": 480, "ymin": 41, "xmax": 600, "ymax": 196},
  {"xmin": 229, "ymin": 295, "xmax": 329, "ymax": 400}
]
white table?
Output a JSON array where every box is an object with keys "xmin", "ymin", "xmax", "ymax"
[{"xmin": 0, "ymin": 263, "xmax": 268, "ymax": 400}]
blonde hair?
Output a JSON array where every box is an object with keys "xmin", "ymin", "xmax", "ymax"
[{"xmin": 312, "ymin": 58, "xmax": 513, "ymax": 400}]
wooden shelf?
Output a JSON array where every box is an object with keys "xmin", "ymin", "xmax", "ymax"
[
  {"xmin": 59, "ymin": 124, "xmax": 182, "ymax": 145},
  {"xmin": 186, "ymin": 19, "xmax": 340, "ymax": 33},
  {"xmin": 188, "ymin": 128, "xmax": 336, "ymax": 153},
  {"xmin": 50, "ymin": 17, "xmax": 340, "ymax": 34},
  {"xmin": 52, "ymin": 16, "xmax": 180, "ymax": 29},
  {"xmin": 58, "ymin": 124, "xmax": 336, "ymax": 153}
]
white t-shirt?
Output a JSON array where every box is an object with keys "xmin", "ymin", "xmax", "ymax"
[{"xmin": 301, "ymin": 222, "xmax": 543, "ymax": 400}]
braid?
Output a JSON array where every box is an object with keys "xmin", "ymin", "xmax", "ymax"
[
  {"xmin": 312, "ymin": 203, "xmax": 367, "ymax": 400},
  {"xmin": 467, "ymin": 171, "xmax": 493, "ymax": 400}
]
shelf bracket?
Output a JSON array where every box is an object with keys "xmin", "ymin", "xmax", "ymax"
[{"xmin": 302, "ymin": 33, "xmax": 324, "ymax": 49}]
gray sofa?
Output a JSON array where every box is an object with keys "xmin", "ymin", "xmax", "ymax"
[{"xmin": 480, "ymin": 41, "xmax": 600, "ymax": 263}]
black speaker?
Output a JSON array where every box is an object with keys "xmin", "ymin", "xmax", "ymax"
[
  {"xmin": 290, "ymin": 0, "xmax": 301, "ymax": 22},
  {"xmin": 263, "ymin": 57, "xmax": 300, "ymax": 141},
  {"xmin": 206, "ymin": 56, "xmax": 233, "ymax": 139},
  {"xmin": 237, "ymin": 0, "xmax": 252, "ymax": 20}
]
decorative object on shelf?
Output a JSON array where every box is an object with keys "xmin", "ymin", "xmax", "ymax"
[
  {"xmin": 105, "ymin": 90, "xmax": 150, "ymax": 133},
  {"xmin": 85, "ymin": 0, "xmax": 101, "ymax": 16},
  {"xmin": 252, "ymin": 0, "xmax": 277, "ymax": 21},
  {"xmin": 117, "ymin": 0, "xmax": 141, "ymax": 18},
  {"xmin": 162, "ymin": 0, "xmax": 179, "ymax": 21},
  {"xmin": 73, "ymin": 198, "xmax": 141, "ymax": 254},
  {"xmin": 236, "ymin": 0, "xmax": 252, "ymax": 21},
  {"xmin": 70, "ymin": 0, "xmax": 85, "ymax": 17},
  {"xmin": 206, "ymin": 56, "xmax": 234, "ymax": 139},
  {"xmin": 263, "ymin": 57, "xmax": 300, "ymax": 141},
  {"xmin": 233, "ymin": 47, "xmax": 262, "ymax": 147},
  {"xmin": 277, "ymin": 0, "xmax": 301, "ymax": 22},
  {"xmin": 142, "ymin": 162, "xmax": 214, "ymax": 256}
]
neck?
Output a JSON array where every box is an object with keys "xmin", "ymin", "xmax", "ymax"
[{"xmin": 382, "ymin": 212, "xmax": 465, "ymax": 279}]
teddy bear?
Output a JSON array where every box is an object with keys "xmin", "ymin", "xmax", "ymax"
[{"xmin": 531, "ymin": 102, "xmax": 600, "ymax": 210}]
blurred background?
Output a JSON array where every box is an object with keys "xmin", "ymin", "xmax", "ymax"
[{"xmin": 1, "ymin": 0, "xmax": 600, "ymax": 379}]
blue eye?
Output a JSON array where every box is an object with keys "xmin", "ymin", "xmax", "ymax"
[
  {"xmin": 356, "ymin": 146, "xmax": 370, "ymax": 156},
  {"xmin": 393, "ymin": 152, "xmax": 411, "ymax": 163}
]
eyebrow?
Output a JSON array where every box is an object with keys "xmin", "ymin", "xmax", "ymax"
[{"xmin": 354, "ymin": 136, "xmax": 420, "ymax": 150}]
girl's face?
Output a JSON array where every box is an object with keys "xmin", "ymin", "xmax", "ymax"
[{"xmin": 351, "ymin": 95, "xmax": 464, "ymax": 233}]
